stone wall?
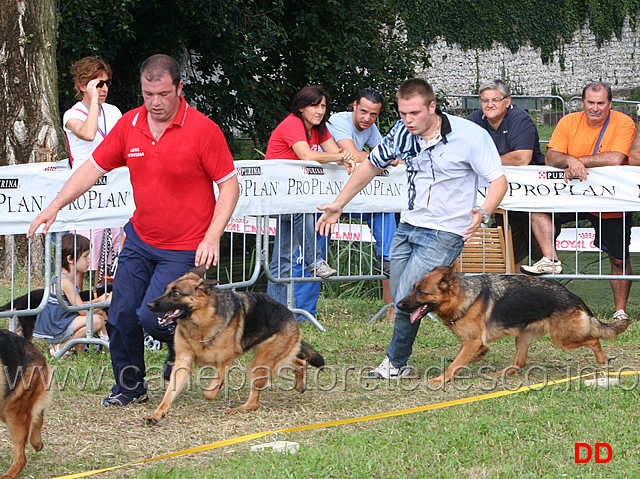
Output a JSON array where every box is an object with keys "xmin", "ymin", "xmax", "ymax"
[{"xmin": 418, "ymin": 16, "xmax": 640, "ymax": 98}]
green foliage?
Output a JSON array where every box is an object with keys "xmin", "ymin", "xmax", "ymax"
[
  {"xmin": 402, "ymin": 0, "xmax": 640, "ymax": 64},
  {"xmin": 56, "ymin": 0, "xmax": 425, "ymax": 147}
]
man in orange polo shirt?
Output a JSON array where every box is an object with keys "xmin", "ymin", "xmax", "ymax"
[{"xmin": 523, "ymin": 82, "xmax": 636, "ymax": 322}]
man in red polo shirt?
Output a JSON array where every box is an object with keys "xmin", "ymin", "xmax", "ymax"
[{"xmin": 29, "ymin": 54, "xmax": 239, "ymax": 406}]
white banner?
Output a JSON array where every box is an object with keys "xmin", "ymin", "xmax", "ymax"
[
  {"xmin": 1, "ymin": 160, "xmax": 640, "ymax": 235},
  {"xmin": 556, "ymin": 227, "xmax": 640, "ymax": 253}
]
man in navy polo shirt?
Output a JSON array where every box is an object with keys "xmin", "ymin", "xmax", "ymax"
[
  {"xmin": 29, "ymin": 54, "xmax": 240, "ymax": 406},
  {"xmin": 467, "ymin": 79, "xmax": 546, "ymax": 271}
]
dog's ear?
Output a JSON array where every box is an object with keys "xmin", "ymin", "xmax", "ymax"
[
  {"xmin": 438, "ymin": 277, "xmax": 451, "ymax": 292},
  {"xmin": 189, "ymin": 265, "xmax": 208, "ymax": 278},
  {"xmin": 436, "ymin": 264, "xmax": 456, "ymax": 292},
  {"xmin": 439, "ymin": 264, "xmax": 455, "ymax": 278},
  {"xmin": 197, "ymin": 279, "xmax": 218, "ymax": 293}
]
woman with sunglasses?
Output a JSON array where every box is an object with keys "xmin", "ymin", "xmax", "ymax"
[
  {"xmin": 63, "ymin": 56, "xmax": 123, "ymax": 296},
  {"xmin": 63, "ymin": 56, "xmax": 122, "ymax": 170}
]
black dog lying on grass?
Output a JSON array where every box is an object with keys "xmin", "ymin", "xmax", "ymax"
[{"xmin": 0, "ymin": 287, "xmax": 109, "ymax": 340}]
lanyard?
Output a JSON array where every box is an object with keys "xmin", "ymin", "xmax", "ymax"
[
  {"xmin": 592, "ymin": 113, "xmax": 610, "ymax": 155},
  {"xmin": 78, "ymin": 102, "xmax": 108, "ymax": 138}
]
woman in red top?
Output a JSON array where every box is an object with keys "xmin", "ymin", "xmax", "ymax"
[{"xmin": 265, "ymin": 86, "xmax": 355, "ymax": 307}]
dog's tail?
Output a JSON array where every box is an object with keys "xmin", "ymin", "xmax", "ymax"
[
  {"xmin": 298, "ymin": 340, "xmax": 325, "ymax": 368},
  {"xmin": 591, "ymin": 314, "xmax": 631, "ymax": 339}
]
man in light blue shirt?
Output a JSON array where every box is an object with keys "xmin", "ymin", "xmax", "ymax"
[
  {"xmin": 317, "ymin": 79, "xmax": 508, "ymax": 379},
  {"xmin": 293, "ymin": 89, "xmax": 397, "ymax": 318}
]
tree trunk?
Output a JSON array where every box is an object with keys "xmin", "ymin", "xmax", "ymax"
[{"xmin": 0, "ymin": 0, "xmax": 60, "ymax": 276}]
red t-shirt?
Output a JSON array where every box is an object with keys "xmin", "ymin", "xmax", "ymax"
[
  {"xmin": 264, "ymin": 114, "xmax": 332, "ymax": 160},
  {"xmin": 91, "ymin": 96, "xmax": 236, "ymax": 250}
]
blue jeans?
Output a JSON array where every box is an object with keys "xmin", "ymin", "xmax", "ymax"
[
  {"xmin": 293, "ymin": 212, "xmax": 396, "ymax": 318},
  {"xmin": 107, "ymin": 222, "xmax": 196, "ymax": 396},
  {"xmin": 267, "ymin": 214, "xmax": 324, "ymax": 306},
  {"xmin": 349, "ymin": 212, "xmax": 396, "ymax": 261},
  {"xmin": 387, "ymin": 223, "xmax": 464, "ymax": 367}
]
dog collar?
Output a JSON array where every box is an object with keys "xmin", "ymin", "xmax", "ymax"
[{"xmin": 199, "ymin": 330, "xmax": 222, "ymax": 343}]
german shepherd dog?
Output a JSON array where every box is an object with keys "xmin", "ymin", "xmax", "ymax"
[
  {"xmin": 144, "ymin": 266, "xmax": 324, "ymax": 425},
  {"xmin": 0, "ymin": 330, "xmax": 51, "ymax": 479},
  {"xmin": 396, "ymin": 265, "xmax": 630, "ymax": 383}
]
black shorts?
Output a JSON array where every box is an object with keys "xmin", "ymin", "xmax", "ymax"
[{"xmin": 555, "ymin": 212, "xmax": 632, "ymax": 260}]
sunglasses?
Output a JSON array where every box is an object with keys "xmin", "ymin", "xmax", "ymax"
[{"xmin": 96, "ymin": 80, "xmax": 112, "ymax": 88}]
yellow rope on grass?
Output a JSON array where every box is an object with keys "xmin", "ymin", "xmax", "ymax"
[{"xmin": 51, "ymin": 370, "xmax": 639, "ymax": 479}]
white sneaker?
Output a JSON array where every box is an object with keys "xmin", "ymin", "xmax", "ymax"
[
  {"xmin": 520, "ymin": 257, "xmax": 562, "ymax": 275},
  {"xmin": 368, "ymin": 356, "xmax": 410, "ymax": 379},
  {"xmin": 613, "ymin": 309, "xmax": 630, "ymax": 322},
  {"xmin": 314, "ymin": 260, "xmax": 337, "ymax": 279}
]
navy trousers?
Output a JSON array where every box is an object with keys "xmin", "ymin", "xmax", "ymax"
[{"xmin": 106, "ymin": 222, "xmax": 196, "ymax": 396}]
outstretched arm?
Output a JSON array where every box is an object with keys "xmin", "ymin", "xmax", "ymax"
[
  {"xmin": 316, "ymin": 159, "xmax": 382, "ymax": 236},
  {"xmin": 27, "ymin": 161, "xmax": 105, "ymax": 237}
]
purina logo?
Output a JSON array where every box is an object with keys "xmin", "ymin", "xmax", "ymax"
[
  {"xmin": 237, "ymin": 166, "xmax": 262, "ymax": 176},
  {"xmin": 376, "ymin": 170, "xmax": 390, "ymax": 177},
  {"xmin": 94, "ymin": 176, "xmax": 107, "ymax": 186},
  {"xmin": 538, "ymin": 170, "xmax": 564, "ymax": 180},
  {"xmin": 0, "ymin": 178, "xmax": 19, "ymax": 189},
  {"xmin": 302, "ymin": 166, "xmax": 325, "ymax": 175}
]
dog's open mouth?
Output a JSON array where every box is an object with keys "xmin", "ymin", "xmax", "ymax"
[
  {"xmin": 157, "ymin": 310, "xmax": 184, "ymax": 326},
  {"xmin": 409, "ymin": 304, "xmax": 433, "ymax": 324}
]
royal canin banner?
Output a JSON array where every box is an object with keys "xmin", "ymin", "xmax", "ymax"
[{"xmin": 1, "ymin": 160, "xmax": 640, "ymax": 235}]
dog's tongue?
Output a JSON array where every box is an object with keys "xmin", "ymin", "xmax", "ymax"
[
  {"xmin": 158, "ymin": 310, "xmax": 181, "ymax": 326},
  {"xmin": 410, "ymin": 306, "xmax": 426, "ymax": 324}
]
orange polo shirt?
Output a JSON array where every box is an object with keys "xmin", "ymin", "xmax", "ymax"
[{"xmin": 547, "ymin": 110, "xmax": 636, "ymax": 218}]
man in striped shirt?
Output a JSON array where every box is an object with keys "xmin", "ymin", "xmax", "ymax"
[{"xmin": 316, "ymin": 78, "xmax": 508, "ymax": 379}]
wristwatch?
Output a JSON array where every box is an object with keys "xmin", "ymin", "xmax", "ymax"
[{"xmin": 478, "ymin": 208, "xmax": 491, "ymax": 226}]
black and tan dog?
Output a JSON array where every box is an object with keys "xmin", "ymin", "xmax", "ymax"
[
  {"xmin": 396, "ymin": 265, "xmax": 630, "ymax": 383},
  {"xmin": 0, "ymin": 330, "xmax": 51, "ymax": 479},
  {"xmin": 144, "ymin": 265, "xmax": 324, "ymax": 425}
]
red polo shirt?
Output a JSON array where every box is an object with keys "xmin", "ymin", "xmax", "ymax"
[
  {"xmin": 264, "ymin": 114, "xmax": 332, "ymax": 159},
  {"xmin": 91, "ymin": 96, "xmax": 236, "ymax": 250}
]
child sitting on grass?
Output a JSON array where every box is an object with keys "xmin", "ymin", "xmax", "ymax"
[{"xmin": 34, "ymin": 233, "xmax": 110, "ymax": 356}]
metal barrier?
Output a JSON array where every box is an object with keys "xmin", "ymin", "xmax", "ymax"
[
  {"xmin": 0, "ymin": 234, "xmax": 52, "ymax": 333},
  {"xmin": 259, "ymin": 213, "xmax": 391, "ymax": 331},
  {"xmin": 568, "ymin": 96, "xmax": 640, "ymax": 117}
]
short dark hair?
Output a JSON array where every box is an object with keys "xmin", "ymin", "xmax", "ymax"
[
  {"xmin": 290, "ymin": 85, "xmax": 331, "ymax": 137},
  {"xmin": 61, "ymin": 233, "xmax": 90, "ymax": 271},
  {"xmin": 140, "ymin": 54, "xmax": 181, "ymax": 88},
  {"xmin": 355, "ymin": 88, "xmax": 384, "ymax": 107},
  {"xmin": 397, "ymin": 78, "xmax": 435, "ymax": 106},
  {"xmin": 582, "ymin": 82, "xmax": 612, "ymax": 102}
]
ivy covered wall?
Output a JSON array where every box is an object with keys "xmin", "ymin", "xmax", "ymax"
[{"xmin": 407, "ymin": 3, "xmax": 640, "ymax": 97}]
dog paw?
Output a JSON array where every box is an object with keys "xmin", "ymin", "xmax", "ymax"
[
  {"xmin": 428, "ymin": 375, "xmax": 445, "ymax": 384},
  {"xmin": 143, "ymin": 416, "xmax": 159, "ymax": 426},
  {"xmin": 203, "ymin": 390, "xmax": 220, "ymax": 401},
  {"xmin": 496, "ymin": 366, "xmax": 521, "ymax": 377}
]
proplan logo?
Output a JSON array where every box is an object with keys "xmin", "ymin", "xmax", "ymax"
[
  {"xmin": 302, "ymin": 166, "xmax": 325, "ymax": 175},
  {"xmin": 0, "ymin": 178, "xmax": 19, "ymax": 189},
  {"xmin": 538, "ymin": 170, "xmax": 564, "ymax": 180},
  {"xmin": 237, "ymin": 166, "xmax": 262, "ymax": 176}
]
